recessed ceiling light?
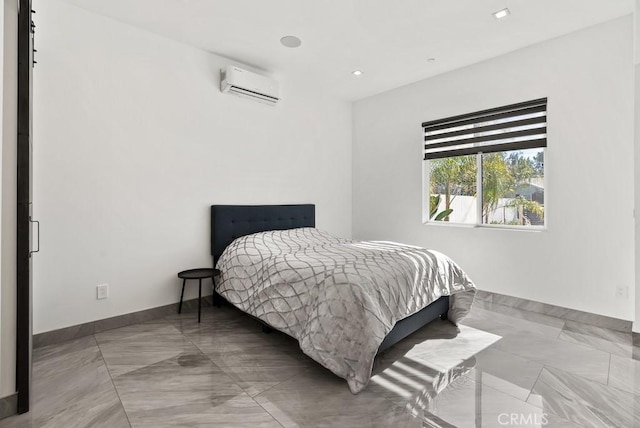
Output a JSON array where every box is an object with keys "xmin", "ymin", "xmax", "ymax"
[
  {"xmin": 280, "ymin": 35, "xmax": 302, "ymax": 48},
  {"xmin": 352, "ymin": 70, "xmax": 363, "ymax": 76},
  {"xmin": 493, "ymin": 8, "xmax": 510, "ymax": 19},
  {"xmin": 427, "ymin": 58, "xmax": 436, "ymax": 62}
]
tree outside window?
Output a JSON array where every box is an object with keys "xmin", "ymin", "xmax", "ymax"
[{"xmin": 429, "ymin": 149, "xmax": 544, "ymax": 226}]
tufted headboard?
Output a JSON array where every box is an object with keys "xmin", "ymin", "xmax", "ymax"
[{"xmin": 210, "ymin": 204, "xmax": 315, "ymax": 265}]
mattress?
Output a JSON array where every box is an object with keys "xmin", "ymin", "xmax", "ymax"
[{"xmin": 216, "ymin": 227, "xmax": 476, "ymax": 393}]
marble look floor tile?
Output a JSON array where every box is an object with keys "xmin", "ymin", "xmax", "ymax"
[
  {"xmin": 370, "ymin": 350, "xmax": 543, "ymax": 422},
  {"xmin": 473, "ymin": 289, "xmax": 493, "ymax": 302},
  {"xmin": 31, "ymin": 353, "xmax": 129, "ymax": 428},
  {"xmin": 11, "ymin": 297, "xmax": 637, "ymax": 428},
  {"xmin": 559, "ymin": 321, "xmax": 633, "ymax": 358},
  {"xmin": 471, "ymin": 297, "xmax": 492, "ymax": 311},
  {"xmin": 211, "ymin": 359, "xmax": 314, "ymax": 398},
  {"xmin": 377, "ymin": 320, "xmax": 501, "ymax": 374},
  {"xmin": 179, "ymin": 308, "xmax": 331, "ymax": 396},
  {"xmin": 472, "ymin": 347, "xmax": 544, "ymax": 401},
  {"xmin": 113, "ymin": 350, "xmax": 280, "ymax": 427},
  {"xmin": 0, "ymin": 412, "xmax": 32, "ymax": 428},
  {"xmin": 562, "ymin": 321, "xmax": 632, "ymax": 345},
  {"xmin": 476, "ymin": 301, "xmax": 566, "ymax": 329},
  {"xmin": 368, "ymin": 355, "xmax": 475, "ymax": 409},
  {"xmin": 187, "ymin": 328, "xmax": 297, "ymax": 359},
  {"xmin": 528, "ymin": 367, "xmax": 640, "ymax": 428},
  {"xmin": 254, "ymin": 363, "xmax": 422, "ymax": 428},
  {"xmin": 491, "ymin": 293, "xmax": 631, "ymax": 332},
  {"xmin": 125, "ymin": 394, "xmax": 283, "ymax": 428},
  {"xmin": 167, "ymin": 310, "xmax": 265, "ymax": 346},
  {"xmin": 198, "ymin": 334, "xmax": 318, "ymax": 397},
  {"xmin": 558, "ymin": 330, "xmax": 632, "ymax": 358},
  {"xmin": 462, "ymin": 306, "xmax": 564, "ymax": 339},
  {"xmin": 174, "ymin": 310, "xmax": 293, "ymax": 351},
  {"xmin": 541, "ymin": 414, "xmax": 585, "ymax": 428},
  {"xmin": 608, "ymin": 354, "xmax": 640, "ymax": 395},
  {"xmin": 32, "ymin": 335, "xmax": 102, "ymax": 380},
  {"xmin": 166, "ymin": 305, "xmax": 257, "ymax": 335},
  {"xmin": 95, "ymin": 321, "xmax": 197, "ymax": 378},
  {"xmin": 489, "ymin": 332, "xmax": 611, "ymax": 384},
  {"xmin": 411, "ymin": 366, "xmax": 556, "ymax": 428},
  {"xmin": 200, "ymin": 339, "xmax": 311, "ymax": 368},
  {"xmin": 365, "ymin": 322, "xmax": 502, "ymax": 423}
]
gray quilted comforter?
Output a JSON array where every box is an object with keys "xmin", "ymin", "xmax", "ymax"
[{"xmin": 215, "ymin": 228, "xmax": 476, "ymax": 393}]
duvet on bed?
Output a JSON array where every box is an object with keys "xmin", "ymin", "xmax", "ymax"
[{"xmin": 215, "ymin": 227, "xmax": 476, "ymax": 393}]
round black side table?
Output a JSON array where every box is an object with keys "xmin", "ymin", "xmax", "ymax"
[{"xmin": 177, "ymin": 268, "xmax": 221, "ymax": 323}]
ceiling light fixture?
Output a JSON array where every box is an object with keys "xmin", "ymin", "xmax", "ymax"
[
  {"xmin": 493, "ymin": 8, "xmax": 510, "ymax": 19},
  {"xmin": 427, "ymin": 58, "xmax": 436, "ymax": 62},
  {"xmin": 280, "ymin": 35, "xmax": 302, "ymax": 48},
  {"xmin": 352, "ymin": 70, "xmax": 363, "ymax": 76}
]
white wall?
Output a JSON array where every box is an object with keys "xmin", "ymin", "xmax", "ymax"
[
  {"xmin": 1, "ymin": 0, "xmax": 17, "ymax": 400},
  {"xmin": 634, "ymin": 0, "xmax": 640, "ymax": 333},
  {"xmin": 32, "ymin": 0, "xmax": 352, "ymax": 334},
  {"xmin": 353, "ymin": 17, "xmax": 635, "ymax": 321}
]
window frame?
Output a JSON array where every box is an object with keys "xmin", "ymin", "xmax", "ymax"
[
  {"xmin": 423, "ymin": 150, "xmax": 547, "ymax": 230},
  {"xmin": 422, "ymin": 99, "xmax": 547, "ymax": 230}
]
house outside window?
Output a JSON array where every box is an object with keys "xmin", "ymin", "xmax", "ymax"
[{"xmin": 423, "ymin": 98, "xmax": 546, "ymax": 228}]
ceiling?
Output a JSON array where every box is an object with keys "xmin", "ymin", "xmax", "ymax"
[{"xmin": 59, "ymin": 0, "xmax": 634, "ymax": 101}]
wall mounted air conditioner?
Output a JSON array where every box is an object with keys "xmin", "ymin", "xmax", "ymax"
[{"xmin": 220, "ymin": 66, "xmax": 280, "ymax": 106}]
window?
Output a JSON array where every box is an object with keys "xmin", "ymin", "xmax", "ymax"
[{"xmin": 423, "ymin": 98, "xmax": 546, "ymax": 227}]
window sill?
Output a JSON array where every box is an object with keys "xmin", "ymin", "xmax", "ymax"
[{"xmin": 422, "ymin": 221, "xmax": 546, "ymax": 232}]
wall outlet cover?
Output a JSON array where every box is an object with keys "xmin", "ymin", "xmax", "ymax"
[{"xmin": 97, "ymin": 284, "xmax": 109, "ymax": 300}]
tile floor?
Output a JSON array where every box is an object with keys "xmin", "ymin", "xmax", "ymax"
[{"xmin": 1, "ymin": 299, "xmax": 640, "ymax": 427}]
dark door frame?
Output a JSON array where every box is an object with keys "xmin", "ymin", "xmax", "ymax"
[{"xmin": 16, "ymin": 0, "xmax": 33, "ymax": 414}]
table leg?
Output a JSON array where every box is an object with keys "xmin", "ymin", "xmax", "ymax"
[
  {"xmin": 198, "ymin": 278, "xmax": 202, "ymax": 323},
  {"xmin": 211, "ymin": 277, "xmax": 219, "ymax": 307},
  {"xmin": 178, "ymin": 278, "xmax": 186, "ymax": 314}
]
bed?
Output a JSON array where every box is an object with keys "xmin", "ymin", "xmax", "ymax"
[{"xmin": 210, "ymin": 204, "xmax": 475, "ymax": 393}]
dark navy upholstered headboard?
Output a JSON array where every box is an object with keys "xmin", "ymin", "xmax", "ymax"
[{"xmin": 211, "ymin": 204, "xmax": 315, "ymax": 265}]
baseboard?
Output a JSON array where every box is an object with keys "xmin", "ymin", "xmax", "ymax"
[
  {"xmin": 0, "ymin": 393, "xmax": 17, "ymax": 420},
  {"xmin": 33, "ymin": 296, "xmax": 212, "ymax": 349},
  {"xmin": 33, "ymin": 291, "xmax": 633, "ymax": 347},
  {"xmin": 475, "ymin": 290, "xmax": 632, "ymax": 332}
]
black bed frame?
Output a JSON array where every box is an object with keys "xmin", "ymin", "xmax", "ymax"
[{"xmin": 210, "ymin": 204, "xmax": 449, "ymax": 354}]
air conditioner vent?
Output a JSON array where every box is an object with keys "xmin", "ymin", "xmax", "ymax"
[{"xmin": 221, "ymin": 66, "xmax": 280, "ymax": 106}]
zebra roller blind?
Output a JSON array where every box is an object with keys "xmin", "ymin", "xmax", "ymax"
[{"xmin": 423, "ymin": 98, "xmax": 547, "ymax": 160}]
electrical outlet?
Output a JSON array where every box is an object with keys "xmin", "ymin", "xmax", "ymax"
[
  {"xmin": 97, "ymin": 284, "xmax": 109, "ymax": 300},
  {"xmin": 615, "ymin": 285, "xmax": 628, "ymax": 299}
]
